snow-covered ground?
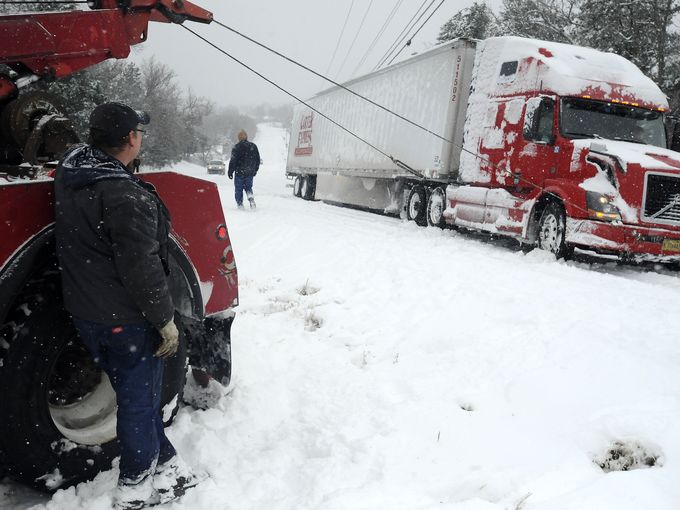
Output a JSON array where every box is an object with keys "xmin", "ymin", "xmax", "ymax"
[{"xmin": 3, "ymin": 124, "xmax": 680, "ymax": 509}]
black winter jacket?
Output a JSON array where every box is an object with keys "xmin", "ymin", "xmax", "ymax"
[
  {"xmin": 228, "ymin": 140, "xmax": 260, "ymax": 178},
  {"xmin": 54, "ymin": 144, "xmax": 174, "ymax": 329}
]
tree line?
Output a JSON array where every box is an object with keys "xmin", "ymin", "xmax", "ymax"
[
  {"xmin": 437, "ymin": 0, "xmax": 680, "ymax": 113},
  {"xmin": 32, "ymin": 58, "xmax": 214, "ymax": 168}
]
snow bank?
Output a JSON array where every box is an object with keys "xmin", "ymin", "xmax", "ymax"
[{"xmin": 3, "ymin": 124, "xmax": 680, "ymax": 509}]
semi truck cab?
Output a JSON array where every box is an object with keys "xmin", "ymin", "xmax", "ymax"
[{"xmin": 448, "ymin": 37, "xmax": 680, "ymax": 261}]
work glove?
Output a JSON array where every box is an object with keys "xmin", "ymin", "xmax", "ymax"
[{"xmin": 156, "ymin": 319, "xmax": 179, "ymax": 358}]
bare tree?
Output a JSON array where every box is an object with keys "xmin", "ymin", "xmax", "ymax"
[{"xmin": 497, "ymin": 0, "xmax": 581, "ymax": 43}]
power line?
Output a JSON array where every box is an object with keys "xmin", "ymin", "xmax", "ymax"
[
  {"xmin": 385, "ymin": 0, "xmax": 448, "ymax": 67},
  {"xmin": 325, "ymin": 0, "xmax": 355, "ymax": 77},
  {"xmin": 376, "ymin": 0, "xmax": 438, "ymax": 70},
  {"xmin": 213, "ymin": 19, "xmax": 452, "ymax": 146},
  {"xmin": 351, "ymin": 0, "xmax": 405, "ymax": 78},
  {"xmin": 372, "ymin": 0, "xmax": 432, "ymax": 71},
  {"xmin": 180, "ymin": 24, "xmax": 421, "ymax": 177},
  {"xmin": 334, "ymin": 0, "xmax": 376, "ymax": 80}
]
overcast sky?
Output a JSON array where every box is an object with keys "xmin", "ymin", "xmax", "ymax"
[{"xmin": 130, "ymin": 0, "xmax": 502, "ymax": 108}]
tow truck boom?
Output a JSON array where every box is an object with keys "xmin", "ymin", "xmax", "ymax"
[
  {"xmin": 0, "ymin": 0, "xmax": 212, "ymax": 168},
  {"xmin": 0, "ymin": 0, "xmax": 212, "ymax": 100}
]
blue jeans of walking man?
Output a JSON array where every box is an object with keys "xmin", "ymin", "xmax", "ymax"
[
  {"xmin": 73, "ymin": 319, "xmax": 176, "ymax": 483},
  {"xmin": 234, "ymin": 174, "xmax": 254, "ymax": 207}
]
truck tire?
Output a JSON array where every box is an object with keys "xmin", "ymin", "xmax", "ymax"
[
  {"xmin": 0, "ymin": 265, "xmax": 186, "ymax": 492},
  {"xmin": 301, "ymin": 175, "xmax": 316, "ymax": 201},
  {"xmin": 406, "ymin": 185, "xmax": 428, "ymax": 226},
  {"xmin": 537, "ymin": 201, "xmax": 573, "ymax": 260},
  {"xmin": 293, "ymin": 175, "xmax": 303, "ymax": 197},
  {"xmin": 426, "ymin": 187, "xmax": 446, "ymax": 228}
]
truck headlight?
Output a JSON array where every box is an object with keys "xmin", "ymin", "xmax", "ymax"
[{"xmin": 586, "ymin": 191, "xmax": 621, "ymax": 221}]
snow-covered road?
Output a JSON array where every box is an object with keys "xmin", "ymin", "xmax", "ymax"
[{"xmin": 3, "ymin": 124, "xmax": 680, "ymax": 509}]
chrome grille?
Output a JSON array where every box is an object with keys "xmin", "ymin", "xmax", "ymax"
[{"xmin": 644, "ymin": 174, "xmax": 680, "ymax": 225}]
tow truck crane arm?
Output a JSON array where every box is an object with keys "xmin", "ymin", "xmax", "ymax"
[
  {"xmin": 0, "ymin": 0, "xmax": 212, "ymax": 167},
  {"xmin": 0, "ymin": 0, "xmax": 212, "ymax": 100}
]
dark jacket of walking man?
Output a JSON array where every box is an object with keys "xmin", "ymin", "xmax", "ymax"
[
  {"xmin": 228, "ymin": 129, "xmax": 260, "ymax": 209},
  {"xmin": 54, "ymin": 102, "xmax": 199, "ymax": 509}
]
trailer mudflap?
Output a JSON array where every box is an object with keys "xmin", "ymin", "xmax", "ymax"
[{"xmin": 181, "ymin": 313, "xmax": 233, "ymax": 386}]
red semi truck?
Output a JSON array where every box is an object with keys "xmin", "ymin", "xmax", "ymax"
[
  {"xmin": 0, "ymin": 0, "xmax": 238, "ymax": 491},
  {"xmin": 287, "ymin": 37, "xmax": 680, "ymax": 262}
]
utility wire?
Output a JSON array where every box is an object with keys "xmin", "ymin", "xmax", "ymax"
[
  {"xmin": 373, "ymin": 0, "xmax": 432, "ymax": 71},
  {"xmin": 199, "ymin": 21, "xmax": 592, "ymax": 216},
  {"xmin": 334, "ymin": 0, "xmax": 375, "ymax": 80},
  {"xmin": 181, "ymin": 24, "xmax": 422, "ymax": 178},
  {"xmin": 385, "ymin": 0, "xmax": 447, "ymax": 67},
  {"xmin": 325, "ymin": 0, "xmax": 355, "ymax": 77},
  {"xmin": 377, "ymin": 0, "xmax": 438, "ymax": 69},
  {"xmin": 351, "ymin": 0, "xmax": 405, "ymax": 78},
  {"xmin": 213, "ymin": 19, "xmax": 451, "ymax": 146}
]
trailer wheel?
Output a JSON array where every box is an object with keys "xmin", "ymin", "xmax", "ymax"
[
  {"xmin": 537, "ymin": 202, "xmax": 573, "ymax": 260},
  {"xmin": 301, "ymin": 175, "xmax": 316, "ymax": 201},
  {"xmin": 427, "ymin": 187, "xmax": 447, "ymax": 228},
  {"xmin": 0, "ymin": 264, "xmax": 186, "ymax": 492},
  {"xmin": 293, "ymin": 175, "xmax": 303, "ymax": 197},
  {"xmin": 406, "ymin": 185, "xmax": 428, "ymax": 226}
]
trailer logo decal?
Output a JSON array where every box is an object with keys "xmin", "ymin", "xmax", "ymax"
[{"xmin": 295, "ymin": 112, "xmax": 314, "ymax": 156}]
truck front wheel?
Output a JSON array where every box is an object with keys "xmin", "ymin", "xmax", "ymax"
[
  {"xmin": 0, "ymin": 264, "xmax": 186, "ymax": 491},
  {"xmin": 537, "ymin": 202, "xmax": 573, "ymax": 260}
]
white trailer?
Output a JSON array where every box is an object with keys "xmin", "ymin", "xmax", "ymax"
[{"xmin": 286, "ymin": 39, "xmax": 476, "ymax": 218}]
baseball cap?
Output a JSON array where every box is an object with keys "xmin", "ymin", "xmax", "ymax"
[{"xmin": 89, "ymin": 102, "xmax": 150, "ymax": 145}]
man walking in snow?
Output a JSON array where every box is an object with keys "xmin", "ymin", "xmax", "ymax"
[
  {"xmin": 54, "ymin": 102, "xmax": 200, "ymax": 509},
  {"xmin": 228, "ymin": 129, "xmax": 260, "ymax": 209}
]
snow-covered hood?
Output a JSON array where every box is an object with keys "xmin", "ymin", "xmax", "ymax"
[
  {"xmin": 574, "ymin": 139, "xmax": 680, "ymax": 174},
  {"xmin": 575, "ymin": 139, "xmax": 680, "ymax": 224}
]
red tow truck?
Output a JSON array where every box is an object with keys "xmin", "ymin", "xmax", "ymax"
[{"xmin": 0, "ymin": 0, "xmax": 238, "ymax": 491}]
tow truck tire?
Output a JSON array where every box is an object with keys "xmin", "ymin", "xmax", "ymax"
[
  {"xmin": 0, "ymin": 266, "xmax": 186, "ymax": 492},
  {"xmin": 537, "ymin": 201, "xmax": 573, "ymax": 260},
  {"xmin": 406, "ymin": 185, "xmax": 428, "ymax": 226},
  {"xmin": 427, "ymin": 187, "xmax": 447, "ymax": 228},
  {"xmin": 293, "ymin": 175, "xmax": 303, "ymax": 197},
  {"xmin": 301, "ymin": 175, "xmax": 316, "ymax": 201}
]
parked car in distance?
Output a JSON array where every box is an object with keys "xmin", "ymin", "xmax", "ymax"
[{"xmin": 207, "ymin": 159, "xmax": 226, "ymax": 175}]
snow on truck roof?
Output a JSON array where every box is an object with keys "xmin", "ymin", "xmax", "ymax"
[
  {"xmin": 309, "ymin": 36, "xmax": 666, "ymax": 111},
  {"xmin": 480, "ymin": 36, "xmax": 668, "ymax": 110}
]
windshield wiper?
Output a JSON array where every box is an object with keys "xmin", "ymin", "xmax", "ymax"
[
  {"xmin": 611, "ymin": 136, "xmax": 645, "ymax": 144},
  {"xmin": 563, "ymin": 132, "xmax": 603, "ymax": 139}
]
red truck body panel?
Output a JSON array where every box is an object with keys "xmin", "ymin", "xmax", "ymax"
[{"xmin": 0, "ymin": 173, "xmax": 238, "ymax": 315}]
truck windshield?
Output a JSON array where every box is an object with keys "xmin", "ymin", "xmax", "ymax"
[{"xmin": 560, "ymin": 97, "xmax": 666, "ymax": 148}]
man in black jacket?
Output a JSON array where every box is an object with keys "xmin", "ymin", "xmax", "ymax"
[
  {"xmin": 228, "ymin": 129, "xmax": 260, "ymax": 209},
  {"xmin": 55, "ymin": 102, "xmax": 198, "ymax": 509}
]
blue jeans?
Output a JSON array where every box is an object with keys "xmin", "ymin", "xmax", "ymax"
[
  {"xmin": 73, "ymin": 318, "xmax": 176, "ymax": 483},
  {"xmin": 234, "ymin": 174, "xmax": 254, "ymax": 206}
]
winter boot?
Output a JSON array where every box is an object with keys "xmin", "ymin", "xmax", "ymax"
[
  {"xmin": 248, "ymin": 196, "xmax": 256, "ymax": 209},
  {"xmin": 153, "ymin": 455, "xmax": 206, "ymax": 505},
  {"xmin": 191, "ymin": 367, "xmax": 211, "ymax": 388},
  {"xmin": 115, "ymin": 472, "xmax": 159, "ymax": 510}
]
